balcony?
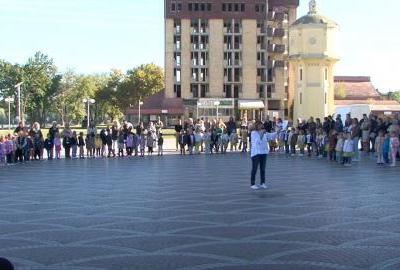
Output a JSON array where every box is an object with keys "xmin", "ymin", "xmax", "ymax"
[
  {"xmin": 275, "ymin": 61, "xmax": 285, "ymax": 68},
  {"xmin": 268, "ymin": 44, "xmax": 286, "ymax": 53},
  {"xmin": 268, "ymin": 11, "xmax": 286, "ymax": 21},
  {"xmin": 257, "ymin": 44, "xmax": 267, "ymax": 51},
  {"xmin": 192, "ymin": 43, "xmax": 208, "ymax": 50}
]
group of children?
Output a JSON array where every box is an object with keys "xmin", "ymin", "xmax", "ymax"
[
  {"xmin": 0, "ymin": 128, "xmax": 166, "ymax": 166},
  {"xmin": 177, "ymin": 126, "xmax": 247, "ymax": 155},
  {"xmin": 275, "ymin": 127, "xmax": 399, "ymax": 167}
]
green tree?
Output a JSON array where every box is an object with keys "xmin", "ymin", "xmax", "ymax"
[
  {"xmin": 0, "ymin": 60, "xmax": 23, "ymax": 123},
  {"xmin": 117, "ymin": 63, "xmax": 164, "ymax": 111},
  {"xmin": 95, "ymin": 69, "xmax": 124, "ymax": 123},
  {"xmin": 393, "ymin": 91, "xmax": 400, "ymax": 103},
  {"xmin": 22, "ymin": 51, "xmax": 58, "ymax": 124},
  {"xmin": 335, "ymin": 83, "xmax": 347, "ymax": 99}
]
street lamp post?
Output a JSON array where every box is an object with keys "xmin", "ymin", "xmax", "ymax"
[
  {"xmin": 214, "ymin": 100, "xmax": 221, "ymax": 120},
  {"xmin": 14, "ymin": 82, "xmax": 23, "ymax": 123},
  {"xmin": 83, "ymin": 98, "xmax": 95, "ymax": 128},
  {"xmin": 138, "ymin": 100, "xmax": 144, "ymax": 124},
  {"xmin": 5, "ymin": 96, "xmax": 14, "ymax": 131}
]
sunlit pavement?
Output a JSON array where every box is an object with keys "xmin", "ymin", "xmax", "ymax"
[{"xmin": 1, "ymin": 152, "xmax": 400, "ymax": 270}]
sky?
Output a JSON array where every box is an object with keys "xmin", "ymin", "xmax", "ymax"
[{"xmin": 0, "ymin": 0, "xmax": 399, "ymax": 92}]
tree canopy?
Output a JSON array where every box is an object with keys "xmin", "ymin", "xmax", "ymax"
[{"xmin": 0, "ymin": 52, "xmax": 164, "ymax": 126}]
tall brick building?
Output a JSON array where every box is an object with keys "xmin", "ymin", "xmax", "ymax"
[{"xmin": 164, "ymin": 0, "xmax": 299, "ymax": 121}]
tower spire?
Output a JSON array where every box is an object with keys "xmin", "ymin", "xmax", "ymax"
[{"xmin": 308, "ymin": 0, "xmax": 317, "ymax": 14}]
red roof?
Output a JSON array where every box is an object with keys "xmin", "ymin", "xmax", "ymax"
[
  {"xmin": 334, "ymin": 76, "xmax": 380, "ymax": 100},
  {"xmin": 125, "ymin": 90, "xmax": 184, "ymax": 115},
  {"xmin": 335, "ymin": 100, "xmax": 400, "ymax": 106}
]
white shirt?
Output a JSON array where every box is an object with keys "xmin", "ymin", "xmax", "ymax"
[
  {"xmin": 343, "ymin": 139, "xmax": 354, "ymax": 153},
  {"xmin": 250, "ymin": 130, "xmax": 277, "ymax": 157}
]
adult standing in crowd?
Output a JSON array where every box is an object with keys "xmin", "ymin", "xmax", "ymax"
[
  {"xmin": 174, "ymin": 119, "xmax": 183, "ymax": 151},
  {"xmin": 360, "ymin": 114, "xmax": 371, "ymax": 152},
  {"xmin": 369, "ymin": 114, "xmax": 379, "ymax": 152},
  {"xmin": 14, "ymin": 121, "xmax": 24, "ymax": 135},
  {"xmin": 250, "ymin": 121, "xmax": 277, "ymax": 190},
  {"xmin": 30, "ymin": 122, "xmax": 44, "ymax": 160},
  {"xmin": 351, "ymin": 118, "xmax": 361, "ymax": 162},
  {"xmin": 48, "ymin": 121, "xmax": 59, "ymax": 159},
  {"xmin": 111, "ymin": 121, "xmax": 119, "ymax": 158},
  {"xmin": 226, "ymin": 117, "xmax": 237, "ymax": 136},
  {"xmin": 62, "ymin": 123, "xmax": 73, "ymax": 159},
  {"xmin": 155, "ymin": 116, "xmax": 164, "ymax": 136}
]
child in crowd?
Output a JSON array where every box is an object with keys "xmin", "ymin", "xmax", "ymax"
[
  {"xmin": 240, "ymin": 126, "xmax": 248, "ymax": 152},
  {"xmin": 306, "ymin": 130, "xmax": 313, "ymax": 157},
  {"xmin": 95, "ymin": 134, "xmax": 102, "ymax": 158},
  {"xmin": 0, "ymin": 136, "xmax": 6, "ymax": 166},
  {"xmin": 383, "ymin": 133, "xmax": 391, "ymax": 164},
  {"xmin": 335, "ymin": 133, "xmax": 344, "ymax": 164},
  {"xmin": 221, "ymin": 130, "xmax": 229, "ymax": 154},
  {"xmin": 33, "ymin": 133, "xmax": 43, "ymax": 160},
  {"xmin": 375, "ymin": 131, "xmax": 385, "ymax": 165},
  {"xmin": 44, "ymin": 133, "xmax": 53, "ymax": 160},
  {"xmin": 71, "ymin": 131, "xmax": 78, "ymax": 159},
  {"xmin": 290, "ymin": 128, "xmax": 298, "ymax": 156},
  {"xmin": 390, "ymin": 131, "xmax": 399, "ymax": 167},
  {"xmin": 158, "ymin": 133, "xmax": 164, "ymax": 156},
  {"xmin": 132, "ymin": 133, "xmax": 139, "ymax": 156},
  {"xmin": 179, "ymin": 130, "xmax": 187, "ymax": 155},
  {"xmin": 322, "ymin": 132, "xmax": 329, "ymax": 158},
  {"xmin": 15, "ymin": 131, "xmax": 27, "ymax": 163},
  {"xmin": 194, "ymin": 128, "xmax": 203, "ymax": 154},
  {"xmin": 230, "ymin": 131, "xmax": 239, "ymax": 152},
  {"xmin": 118, "ymin": 131, "xmax": 125, "ymax": 157},
  {"xmin": 343, "ymin": 133, "xmax": 354, "ymax": 167},
  {"xmin": 204, "ymin": 129, "xmax": 212, "ymax": 155},
  {"xmin": 139, "ymin": 133, "xmax": 146, "ymax": 157},
  {"xmin": 6, "ymin": 134, "xmax": 14, "ymax": 164},
  {"xmin": 147, "ymin": 132, "xmax": 154, "ymax": 156},
  {"xmin": 26, "ymin": 135, "xmax": 33, "ymax": 161},
  {"xmin": 297, "ymin": 130, "xmax": 305, "ymax": 156},
  {"xmin": 328, "ymin": 130, "xmax": 337, "ymax": 161},
  {"xmin": 78, "ymin": 132, "xmax": 85, "ymax": 159},
  {"xmin": 54, "ymin": 132, "xmax": 62, "ymax": 159},
  {"xmin": 86, "ymin": 135, "xmax": 93, "ymax": 158},
  {"xmin": 126, "ymin": 132, "xmax": 133, "ymax": 156}
]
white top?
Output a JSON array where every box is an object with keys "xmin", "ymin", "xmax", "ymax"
[
  {"xmin": 343, "ymin": 139, "xmax": 354, "ymax": 153},
  {"xmin": 250, "ymin": 131, "xmax": 277, "ymax": 157}
]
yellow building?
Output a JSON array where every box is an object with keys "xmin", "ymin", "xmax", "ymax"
[{"xmin": 288, "ymin": 0, "xmax": 339, "ymax": 121}]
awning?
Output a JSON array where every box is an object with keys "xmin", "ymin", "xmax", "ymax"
[{"xmin": 239, "ymin": 100, "xmax": 265, "ymax": 109}]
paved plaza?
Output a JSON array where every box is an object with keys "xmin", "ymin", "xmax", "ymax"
[{"xmin": 1, "ymin": 152, "xmax": 400, "ymax": 270}]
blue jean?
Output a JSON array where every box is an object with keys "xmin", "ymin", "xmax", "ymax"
[
  {"xmin": 251, "ymin": 154, "xmax": 267, "ymax": 186},
  {"xmin": 352, "ymin": 137, "xmax": 360, "ymax": 160}
]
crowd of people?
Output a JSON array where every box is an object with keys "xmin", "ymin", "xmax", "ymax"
[{"xmin": 0, "ymin": 113, "xmax": 399, "ymax": 168}]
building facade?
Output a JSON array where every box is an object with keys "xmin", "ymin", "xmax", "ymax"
[
  {"xmin": 165, "ymin": 0, "xmax": 299, "ymax": 121},
  {"xmin": 289, "ymin": 0, "xmax": 339, "ymax": 121}
]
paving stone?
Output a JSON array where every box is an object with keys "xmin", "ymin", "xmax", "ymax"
[{"xmin": 0, "ymin": 153, "xmax": 400, "ymax": 269}]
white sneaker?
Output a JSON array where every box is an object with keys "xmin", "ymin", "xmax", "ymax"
[
  {"xmin": 260, "ymin": 184, "xmax": 269, "ymax": 189},
  {"xmin": 250, "ymin": 185, "xmax": 260, "ymax": 190}
]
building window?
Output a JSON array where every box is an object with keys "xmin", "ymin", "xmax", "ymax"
[
  {"xmin": 222, "ymin": 3, "xmax": 226, "ymax": 11},
  {"xmin": 177, "ymin": 3, "xmax": 182, "ymax": 11},
  {"xmin": 325, "ymin": 92, "xmax": 327, "ymax": 104},
  {"xmin": 241, "ymin": 3, "xmax": 245, "ymax": 12},
  {"xmin": 325, "ymin": 68, "xmax": 328, "ymax": 80},
  {"xmin": 300, "ymin": 68, "xmax": 303, "ymax": 81},
  {"xmin": 174, "ymin": 85, "xmax": 181, "ymax": 98},
  {"xmin": 207, "ymin": 3, "xmax": 212, "ymax": 11},
  {"xmin": 171, "ymin": 3, "xmax": 176, "ymax": 11},
  {"xmin": 300, "ymin": 93, "xmax": 302, "ymax": 105},
  {"xmin": 188, "ymin": 3, "xmax": 192, "ymax": 11}
]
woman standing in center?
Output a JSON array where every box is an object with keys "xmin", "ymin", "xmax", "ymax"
[{"xmin": 250, "ymin": 121, "xmax": 277, "ymax": 190}]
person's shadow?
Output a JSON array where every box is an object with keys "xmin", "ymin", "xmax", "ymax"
[{"xmin": 0, "ymin": 258, "xmax": 14, "ymax": 270}]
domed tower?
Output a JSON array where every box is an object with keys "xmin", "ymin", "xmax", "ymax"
[{"xmin": 288, "ymin": 0, "xmax": 339, "ymax": 121}]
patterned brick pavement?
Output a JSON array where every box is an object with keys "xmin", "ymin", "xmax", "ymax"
[{"xmin": 0, "ymin": 153, "xmax": 400, "ymax": 270}]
